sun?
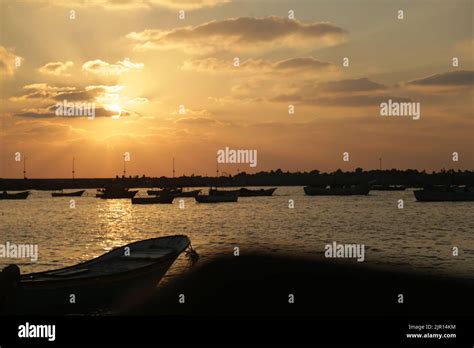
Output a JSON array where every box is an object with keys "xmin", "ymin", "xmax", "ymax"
[{"xmin": 104, "ymin": 104, "xmax": 122, "ymax": 119}]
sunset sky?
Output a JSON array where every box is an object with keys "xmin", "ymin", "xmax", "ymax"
[{"xmin": 0, "ymin": 0, "xmax": 472, "ymax": 178}]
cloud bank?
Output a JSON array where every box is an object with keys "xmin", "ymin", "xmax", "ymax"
[{"xmin": 128, "ymin": 16, "xmax": 348, "ymax": 53}]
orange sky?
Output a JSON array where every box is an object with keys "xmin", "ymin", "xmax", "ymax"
[{"xmin": 0, "ymin": 0, "xmax": 473, "ymax": 178}]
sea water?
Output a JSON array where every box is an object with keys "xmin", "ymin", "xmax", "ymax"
[{"xmin": 0, "ymin": 187, "xmax": 473, "ymax": 280}]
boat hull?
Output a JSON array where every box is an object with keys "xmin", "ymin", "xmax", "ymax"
[
  {"xmin": 2, "ymin": 235, "xmax": 190, "ymax": 314},
  {"xmin": 209, "ymin": 189, "xmax": 240, "ymax": 196},
  {"xmin": 238, "ymin": 188, "xmax": 277, "ymax": 197},
  {"xmin": 0, "ymin": 191, "xmax": 30, "ymax": 200},
  {"xmin": 9, "ymin": 258, "xmax": 177, "ymax": 314},
  {"xmin": 52, "ymin": 190, "xmax": 86, "ymax": 197},
  {"xmin": 195, "ymin": 194, "xmax": 238, "ymax": 203},
  {"xmin": 414, "ymin": 189, "xmax": 474, "ymax": 202}
]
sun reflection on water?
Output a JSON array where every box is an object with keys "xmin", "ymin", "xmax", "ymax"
[{"xmin": 96, "ymin": 199, "xmax": 135, "ymax": 252}]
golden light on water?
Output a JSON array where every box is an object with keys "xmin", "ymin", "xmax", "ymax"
[{"xmin": 96, "ymin": 199, "xmax": 134, "ymax": 251}]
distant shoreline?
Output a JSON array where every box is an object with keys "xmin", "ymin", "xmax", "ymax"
[{"xmin": 1, "ymin": 168, "xmax": 473, "ymax": 191}]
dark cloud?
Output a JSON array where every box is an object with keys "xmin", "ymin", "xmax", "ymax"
[
  {"xmin": 272, "ymin": 94, "xmax": 412, "ymax": 107},
  {"xmin": 10, "ymin": 84, "xmax": 124, "ymax": 103},
  {"xmin": 9, "ymin": 84, "xmax": 75, "ymax": 102},
  {"xmin": 318, "ymin": 78, "xmax": 386, "ymax": 93},
  {"xmin": 182, "ymin": 56, "xmax": 337, "ymax": 75},
  {"xmin": 10, "ymin": 83, "xmax": 138, "ymax": 118},
  {"xmin": 406, "ymin": 70, "xmax": 473, "ymax": 87},
  {"xmin": 128, "ymin": 16, "xmax": 348, "ymax": 53},
  {"xmin": 271, "ymin": 77, "xmax": 409, "ymax": 107},
  {"xmin": 274, "ymin": 57, "xmax": 334, "ymax": 71}
]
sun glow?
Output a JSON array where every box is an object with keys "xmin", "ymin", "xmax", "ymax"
[{"xmin": 105, "ymin": 104, "xmax": 122, "ymax": 119}]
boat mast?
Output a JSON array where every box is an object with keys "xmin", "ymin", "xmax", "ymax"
[
  {"xmin": 123, "ymin": 154, "xmax": 126, "ymax": 177},
  {"xmin": 172, "ymin": 157, "xmax": 175, "ymax": 178},
  {"xmin": 72, "ymin": 157, "xmax": 75, "ymax": 180},
  {"xmin": 379, "ymin": 157, "xmax": 382, "ymax": 171},
  {"xmin": 23, "ymin": 156, "xmax": 27, "ymax": 179},
  {"xmin": 215, "ymin": 156, "xmax": 219, "ymax": 189}
]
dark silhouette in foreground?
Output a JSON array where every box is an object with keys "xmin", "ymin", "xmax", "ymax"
[
  {"xmin": 128, "ymin": 254, "xmax": 474, "ymax": 317},
  {"xmin": 3, "ymin": 253, "xmax": 473, "ymax": 316}
]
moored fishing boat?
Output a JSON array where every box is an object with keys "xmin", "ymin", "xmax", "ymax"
[
  {"xmin": 96, "ymin": 187, "xmax": 138, "ymax": 199},
  {"xmin": 209, "ymin": 188, "xmax": 240, "ymax": 196},
  {"xmin": 304, "ymin": 183, "xmax": 370, "ymax": 196},
  {"xmin": 238, "ymin": 187, "xmax": 277, "ymax": 197},
  {"xmin": 52, "ymin": 190, "xmax": 86, "ymax": 197},
  {"xmin": 414, "ymin": 186, "xmax": 474, "ymax": 202},
  {"xmin": 195, "ymin": 192, "xmax": 239, "ymax": 203},
  {"xmin": 0, "ymin": 235, "xmax": 192, "ymax": 314},
  {"xmin": 0, "ymin": 191, "xmax": 30, "ymax": 200}
]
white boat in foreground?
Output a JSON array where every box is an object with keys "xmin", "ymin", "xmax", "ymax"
[{"xmin": 1, "ymin": 235, "xmax": 192, "ymax": 314}]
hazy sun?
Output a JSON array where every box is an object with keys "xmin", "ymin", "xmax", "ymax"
[{"xmin": 105, "ymin": 104, "xmax": 122, "ymax": 119}]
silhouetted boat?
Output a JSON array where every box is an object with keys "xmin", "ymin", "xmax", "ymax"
[
  {"xmin": 51, "ymin": 190, "xmax": 86, "ymax": 197},
  {"xmin": 304, "ymin": 183, "xmax": 370, "ymax": 196},
  {"xmin": 96, "ymin": 187, "xmax": 138, "ymax": 199},
  {"xmin": 195, "ymin": 192, "xmax": 239, "ymax": 203},
  {"xmin": 239, "ymin": 187, "xmax": 277, "ymax": 197},
  {"xmin": 132, "ymin": 195, "xmax": 175, "ymax": 204},
  {"xmin": 414, "ymin": 186, "xmax": 474, "ymax": 202},
  {"xmin": 371, "ymin": 185, "xmax": 406, "ymax": 191},
  {"xmin": 1, "ymin": 235, "xmax": 191, "ymax": 314},
  {"xmin": 0, "ymin": 191, "xmax": 30, "ymax": 200},
  {"xmin": 209, "ymin": 188, "xmax": 240, "ymax": 196}
]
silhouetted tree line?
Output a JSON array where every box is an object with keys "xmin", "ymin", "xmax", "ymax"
[{"xmin": 0, "ymin": 168, "xmax": 473, "ymax": 190}]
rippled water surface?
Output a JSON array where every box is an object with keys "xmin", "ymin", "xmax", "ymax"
[{"xmin": 1, "ymin": 187, "xmax": 473, "ymax": 280}]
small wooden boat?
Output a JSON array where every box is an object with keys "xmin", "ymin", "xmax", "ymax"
[
  {"xmin": 414, "ymin": 186, "xmax": 474, "ymax": 202},
  {"xmin": 209, "ymin": 188, "xmax": 240, "ymax": 196},
  {"xmin": 195, "ymin": 192, "xmax": 239, "ymax": 203},
  {"xmin": 52, "ymin": 190, "xmax": 86, "ymax": 197},
  {"xmin": 0, "ymin": 191, "xmax": 30, "ymax": 200},
  {"xmin": 132, "ymin": 195, "xmax": 175, "ymax": 204},
  {"xmin": 304, "ymin": 183, "xmax": 370, "ymax": 196},
  {"xmin": 239, "ymin": 187, "xmax": 277, "ymax": 197},
  {"xmin": 96, "ymin": 188, "xmax": 138, "ymax": 199},
  {"xmin": 1, "ymin": 235, "xmax": 191, "ymax": 314},
  {"xmin": 371, "ymin": 185, "xmax": 406, "ymax": 191}
]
